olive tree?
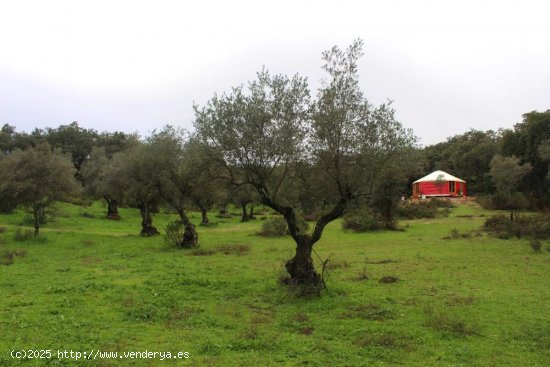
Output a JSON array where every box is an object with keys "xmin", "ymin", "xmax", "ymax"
[
  {"xmin": 80, "ymin": 147, "xmax": 124, "ymax": 219},
  {"xmin": 147, "ymin": 126, "xmax": 199, "ymax": 247},
  {"xmin": 195, "ymin": 40, "xmax": 416, "ymax": 287},
  {"xmin": 0, "ymin": 143, "xmax": 79, "ymax": 236},
  {"xmin": 106, "ymin": 143, "xmax": 161, "ymax": 236},
  {"xmin": 489, "ymin": 154, "xmax": 532, "ymax": 220}
]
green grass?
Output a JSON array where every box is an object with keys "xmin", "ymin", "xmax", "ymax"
[{"xmin": 0, "ymin": 201, "xmax": 549, "ymax": 366}]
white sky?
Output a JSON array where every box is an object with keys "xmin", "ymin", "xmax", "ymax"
[{"xmin": 0, "ymin": 0, "xmax": 549, "ymax": 145}]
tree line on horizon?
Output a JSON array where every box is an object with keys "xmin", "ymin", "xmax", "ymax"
[{"xmin": 0, "ymin": 40, "xmax": 548, "ymax": 289}]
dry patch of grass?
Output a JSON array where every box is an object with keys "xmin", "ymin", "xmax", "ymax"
[
  {"xmin": 446, "ymin": 294, "xmax": 476, "ymax": 306},
  {"xmin": 341, "ymin": 304, "xmax": 394, "ymax": 321},
  {"xmin": 81, "ymin": 256, "xmax": 102, "ymax": 265},
  {"xmin": 325, "ymin": 259, "xmax": 351, "ymax": 270},
  {"xmin": 189, "ymin": 244, "xmax": 250, "ymax": 256},
  {"xmin": 379, "ymin": 276, "xmax": 399, "ymax": 284},
  {"xmin": 217, "ymin": 244, "xmax": 250, "ymax": 256}
]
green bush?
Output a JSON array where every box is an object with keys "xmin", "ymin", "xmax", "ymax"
[
  {"xmin": 164, "ymin": 220, "xmax": 199, "ymax": 249},
  {"xmin": 257, "ymin": 216, "xmax": 309, "ymax": 237},
  {"xmin": 258, "ymin": 217, "xmax": 287, "ymax": 237},
  {"xmin": 484, "ymin": 214, "xmax": 550, "ymax": 240},
  {"xmin": 342, "ymin": 210, "xmax": 381, "ymax": 232},
  {"xmin": 397, "ymin": 199, "xmax": 451, "ymax": 219}
]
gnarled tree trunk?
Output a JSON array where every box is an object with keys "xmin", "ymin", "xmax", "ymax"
[
  {"xmin": 249, "ymin": 204, "xmax": 255, "ymax": 220},
  {"xmin": 177, "ymin": 208, "xmax": 198, "ymax": 247},
  {"xmin": 285, "ymin": 239, "xmax": 320, "ymax": 286},
  {"xmin": 104, "ymin": 196, "xmax": 121, "ymax": 220},
  {"xmin": 241, "ymin": 203, "xmax": 249, "ymax": 222},
  {"xmin": 200, "ymin": 207, "xmax": 209, "ymax": 225},
  {"xmin": 138, "ymin": 204, "xmax": 159, "ymax": 236}
]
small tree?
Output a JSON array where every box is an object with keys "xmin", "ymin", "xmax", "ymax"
[
  {"xmin": 147, "ymin": 127, "xmax": 199, "ymax": 247},
  {"xmin": 80, "ymin": 147, "xmax": 124, "ymax": 219},
  {"xmin": 489, "ymin": 154, "xmax": 532, "ymax": 220},
  {"xmin": 230, "ymin": 184, "xmax": 259, "ymax": 222},
  {"xmin": 0, "ymin": 143, "xmax": 79, "ymax": 236},
  {"xmin": 107, "ymin": 144, "xmax": 161, "ymax": 236}
]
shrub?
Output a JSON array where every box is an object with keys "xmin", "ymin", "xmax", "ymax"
[
  {"xmin": 258, "ymin": 216, "xmax": 309, "ymax": 237},
  {"xmin": 443, "ymin": 228, "xmax": 472, "ymax": 240},
  {"xmin": 484, "ymin": 214, "xmax": 550, "ymax": 240},
  {"xmin": 397, "ymin": 202, "xmax": 436, "ymax": 219},
  {"xmin": 164, "ymin": 220, "xmax": 199, "ymax": 248},
  {"xmin": 530, "ymin": 239, "xmax": 542, "ymax": 253},
  {"xmin": 258, "ymin": 217, "xmax": 287, "ymax": 237},
  {"xmin": 342, "ymin": 210, "xmax": 380, "ymax": 232},
  {"xmin": 13, "ymin": 228, "xmax": 34, "ymax": 242},
  {"xmin": 397, "ymin": 199, "xmax": 452, "ymax": 220}
]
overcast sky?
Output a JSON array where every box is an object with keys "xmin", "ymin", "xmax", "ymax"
[{"xmin": 0, "ymin": 0, "xmax": 548, "ymax": 146}]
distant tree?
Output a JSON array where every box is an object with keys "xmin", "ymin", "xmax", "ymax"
[
  {"xmin": 370, "ymin": 147, "xmax": 423, "ymax": 228},
  {"xmin": 80, "ymin": 147, "xmax": 125, "ymax": 219},
  {"xmin": 539, "ymin": 139, "xmax": 550, "ymax": 161},
  {"xmin": 0, "ymin": 124, "xmax": 16, "ymax": 154},
  {"xmin": 0, "ymin": 143, "xmax": 79, "ymax": 236},
  {"xmin": 186, "ymin": 140, "xmax": 227, "ymax": 225},
  {"xmin": 147, "ymin": 127, "xmax": 198, "ymax": 246},
  {"xmin": 45, "ymin": 121, "xmax": 99, "ymax": 172},
  {"xmin": 501, "ymin": 111, "xmax": 550, "ymax": 204},
  {"xmin": 489, "ymin": 154, "xmax": 532, "ymax": 220},
  {"xmin": 230, "ymin": 184, "xmax": 259, "ymax": 222},
  {"xmin": 539, "ymin": 139, "xmax": 550, "ymax": 182},
  {"xmin": 195, "ymin": 40, "xmax": 416, "ymax": 287},
  {"xmin": 96, "ymin": 131, "xmax": 139, "ymax": 158},
  {"xmin": 107, "ymin": 143, "xmax": 161, "ymax": 236}
]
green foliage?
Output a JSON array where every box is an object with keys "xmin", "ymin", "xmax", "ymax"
[
  {"xmin": 342, "ymin": 210, "xmax": 381, "ymax": 232},
  {"xmin": 501, "ymin": 110, "xmax": 550, "ymax": 203},
  {"xmin": 164, "ymin": 220, "xmax": 196, "ymax": 248},
  {"xmin": 0, "ymin": 142, "xmax": 79, "ymax": 235},
  {"xmin": 257, "ymin": 216, "xmax": 309, "ymax": 237},
  {"xmin": 258, "ymin": 217, "xmax": 288, "ymax": 237},
  {"xmin": 489, "ymin": 154, "xmax": 532, "ymax": 197},
  {"xmin": 484, "ymin": 214, "xmax": 550, "ymax": 240},
  {"xmin": 397, "ymin": 199, "xmax": 451, "ymax": 219}
]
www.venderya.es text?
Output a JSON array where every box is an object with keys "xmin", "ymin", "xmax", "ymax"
[{"xmin": 10, "ymin": 349, "xmax": 190, "ymax": 361}]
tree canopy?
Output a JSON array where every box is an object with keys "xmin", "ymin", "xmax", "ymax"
[{"xmin": 195, "ymin": 39, "xmax": 417, "ymax": 287}]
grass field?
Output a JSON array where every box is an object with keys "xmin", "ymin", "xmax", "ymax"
[{"xmin": 0, "ymin": 201, "xmax": 549, "ymax": 366}]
